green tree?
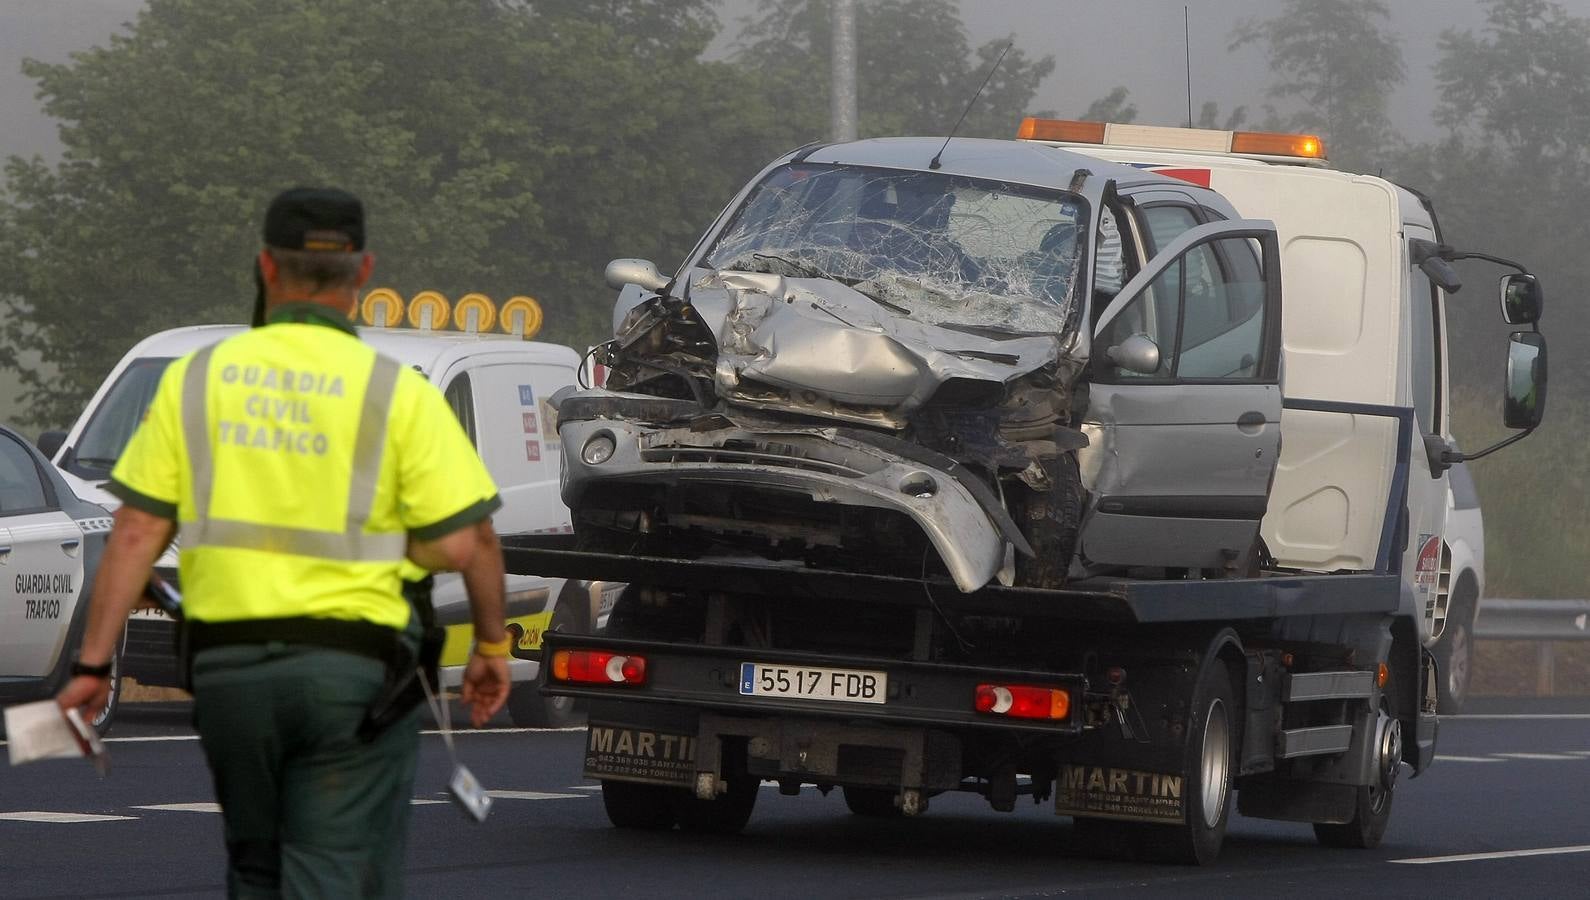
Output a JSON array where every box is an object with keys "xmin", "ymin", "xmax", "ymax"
[
  {"xmin": 1230, "ymin": 0, "xmax": 1405, "ymax": 171},
  {"xmin": 0, "ymin": 0, "xmax": 765, "ymax": 428},
  {"xmin": 734, "ymin": 0, "xmax": 1054, "ymax": 141},
  {"xmin": 1078, "ymin": 87, "xmax": 1138, "ymax": 124}
]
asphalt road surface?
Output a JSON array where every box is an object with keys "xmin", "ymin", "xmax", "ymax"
[{"xmin": 3, "ymin": 699, "xmax": 1588, "ymax": 899}]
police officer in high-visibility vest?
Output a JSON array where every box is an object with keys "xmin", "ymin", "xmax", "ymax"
[{"xmin": 57, "ymin": 188, "xmax": 513, "ymax": 897}]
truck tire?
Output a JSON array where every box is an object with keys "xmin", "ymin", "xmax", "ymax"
[
  {"xmin": 1313, "ymin": 698, "xmax": 1397, "ymax": 849},
  {"xmin": 842, "ymin": 786, "xmax": 903, "ymax": 818},
  {"xmin": 601, "ymin": 779, "xmax": 678, "ymax": 830},
  {"xmin": 671, "ymin": 773, "xmax": 758, "ymax": 835},
  {"xmin": 508, "ymin": 595, "xmax": 581, "ymax": 728},
  {"xmin": 1010, "ymin": 453, "xmax": 1084, "ymax": 588},
  {"xmin": 1434, "ymin": 584, "xmax": 1476, "ymax": 715},
  {"xmin": 1157, "ymin": 663, "xmax": 1237, "ymax": 865}
]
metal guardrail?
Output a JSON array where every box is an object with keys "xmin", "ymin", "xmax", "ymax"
[{"xmin": 1475, "ymin": 598, "xmax": 1589, "ymax": 696}]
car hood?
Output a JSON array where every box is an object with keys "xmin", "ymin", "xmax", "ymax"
[{"xmin": 676, "ymin": 269, "xmax": 1073, "ymax": 426}]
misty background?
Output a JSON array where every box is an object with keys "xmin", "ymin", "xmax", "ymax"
[{"xmin": 0, "ymin": 0, "xmax": 1584, "ymax": 599}]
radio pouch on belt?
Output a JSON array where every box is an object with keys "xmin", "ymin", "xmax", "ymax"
[{"xmin": 358, "ymin": 574, "xmax": 445, "ymax": 742}]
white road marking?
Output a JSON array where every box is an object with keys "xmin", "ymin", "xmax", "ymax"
[
  {"xmin": 1392, "ymin": 844, "xmax": 1590, "ymax": 865},
  {"xmin": 0, "ymin": 811, "xmax": 137, "ymax": 823},
  {"xmin": 1493, "ymin": 752, "xmax": 1583, "ymax": 761},
  {"xmin": 567, "ymin": 785, "xmax": 603, "ymax": 791},
  {"xmin": 483, "ymin": 790, "xmax": 583, "ymax": 800},
  {"xmin": 1565, "ymin": 750, "xmax": 1590, "ymax": 757},
  {"xmin": 1444, "ymin": 714, "xmax": 1590, "ymax": 720},
  {"xmin": 1434, "ymin": 755, "xmax": 1504, "ymax": 763},
  {"xmin": 132, "ymin": 803, "xmax": 220, "ymax": 813},
  {"xmin": 410, "ymin": 799, "xmax": 449, "ymax": 806},
  {"xmin": 1, "ymin": 726, "xmax": 587, "ymax": 748}
]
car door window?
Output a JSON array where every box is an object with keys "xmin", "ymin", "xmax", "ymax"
[
  {"xmin": 444, "ymin": 372, "xmax": 478, "ymax": 446},
  {"xmin": 1098, "ymin": 235, "xmax": 1270, "ymax": 381},
  {"xmin": 0, "ymin": 435, "xmax": 50, "ymax": 513}
]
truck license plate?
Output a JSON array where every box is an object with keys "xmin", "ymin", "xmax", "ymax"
[{"xmin": 738, "ymin": 662, "xmax": 886, "ymax": 704}]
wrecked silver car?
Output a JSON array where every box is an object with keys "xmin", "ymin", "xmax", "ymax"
[{"xmin": 557, "ymin": 137, "xmax": 1283, "ymax": 591}]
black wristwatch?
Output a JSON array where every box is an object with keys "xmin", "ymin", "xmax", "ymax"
[{"xmin": 70, "ymin": 658, "xmax": 114, "ymax": 679}]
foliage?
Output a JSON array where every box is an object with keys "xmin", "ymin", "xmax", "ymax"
[
  {"xmin": 0, "ymin": 0, "xmax": 761, "ymax": 427},
  {"xmin": 1078, "ymin": 87, "xmax": 1137, "ymax": 124},
  {"xmin": 1230, "ymin": 0, "xmax": 1405, "ymax": 172},
  {"xmin": 734, "ymin": 0, "xmax": 1054, "ymax": 140}
]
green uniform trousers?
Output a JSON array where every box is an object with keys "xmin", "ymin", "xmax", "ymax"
[{"xmin": 192, "ymin": 643, "xmax": 420, "ymax": 899}]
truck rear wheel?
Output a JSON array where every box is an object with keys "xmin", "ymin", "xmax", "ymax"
[
  {"xmin": 601, "ymin": 779, "xmax": 677, "ymax": 830},
  {"xmin": 1434, "ymin": 585, "xmax": 1476, "ymax": 714},
  {"xmin": 842, "ymin": 786, "xmax": 904, "ymax": 818},
  {"xmin": 671, "ymin": 773, "xmax": 758, "ymax": 834},
  {"xmin": 1157, "ymin": 663, "xmax": 1237, "ymax": 865}
]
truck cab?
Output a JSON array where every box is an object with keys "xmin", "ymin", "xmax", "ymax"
[{"xmin": 43, "ymin": 297, "xmax": 609, "ymax": 726}]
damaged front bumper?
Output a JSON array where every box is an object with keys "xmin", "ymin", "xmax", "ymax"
[{"xmin": 559, "ymin": 391, "xmax": 1029, "ymax": 592}]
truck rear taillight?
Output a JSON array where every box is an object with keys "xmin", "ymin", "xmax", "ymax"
[
  {"xmin": 974, "ymin": 684, "xmax": 1071, "ymax": 721},
  {"xmin": 551, "ymin": 649, "xmax": 647, "ymax": 686}
]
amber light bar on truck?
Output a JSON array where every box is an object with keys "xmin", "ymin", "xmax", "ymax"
[
  {"xmin": 550, "ymin": 649, "xmax": 648, "ymax": 686},
  {"xmin": 1016, "ymin": 116, "xmax": 1326, "ymax": 164},
  {"xmin": 974, "ymin": 683, "xmax": 1071, "ymax": 721}
]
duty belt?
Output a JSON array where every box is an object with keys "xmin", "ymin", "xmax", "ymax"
[{"xmin": 185, "ymin": 616, "xmax": 404, "ymax": 665}]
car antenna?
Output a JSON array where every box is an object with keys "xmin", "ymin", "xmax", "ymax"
[{"xmin": 929, "ymin": 41, "xmax": 1014, "ymax": 171}]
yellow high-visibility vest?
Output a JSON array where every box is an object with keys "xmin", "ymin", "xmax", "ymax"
[{"xmin": 110, "ymin": 304, "xmax": 499, "ymax": 628}]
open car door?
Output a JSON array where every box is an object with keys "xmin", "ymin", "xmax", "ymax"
[{"xmin": 1079, "ymin": 218, "xmax": 1284, "ymax": 572}]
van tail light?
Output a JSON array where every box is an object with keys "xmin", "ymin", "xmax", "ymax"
[
  {"xmin": 551, "ymin": 649, "xmax": 647, "ymax": 686},
  {"xmin": 974, "ymin": 683, "xmax": 1071, "ymax": 720}
]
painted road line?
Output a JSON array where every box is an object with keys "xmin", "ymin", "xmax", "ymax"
[
  {"xmin": 483, "ymin": 790, "xmax": 584, "ymax": 800},
  {"xmin": 1493, "ymin": 752, "xmax": 1582, "ymax": 761},
  {"xmin": 102, "ymin": 735, "xmax": 202, "ymax": 743},
  {"xmin": 1568, "ymin": 750, "xmax": 1590, "ymax": 757},
  {"xmin": 567, "ymin": 785, "xmax": 603, "ymax": 791},
  {"xmin": 1433, "ymin": 755, "xmax": 1504, "ymax": 763},
  {"xmin": 132, "ymin": 803, "xmax": 221, "ymax": 813},
  {"xmin": 410, "ymin": 799, "xmax": 449, "ymax": 806},
  {"xmin": 1392, "ymin": 844, "xmax": 1590, "ymax": 865},
  {"xmin": 1445, "ymin": 714, "xmax": 1590, "ymax": 720},
  {"xmin": 0, "ymin": 811, "xmax": 137, "ymax": 823}
]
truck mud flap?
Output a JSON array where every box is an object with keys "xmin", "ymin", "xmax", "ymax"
[
  {"xmin": 1054, "ymin": 764, "xmax": 1188, "ymax": 824},
  {"xmin": 585, "ymin": 720, "xmax": 699, "ymax": 788}
]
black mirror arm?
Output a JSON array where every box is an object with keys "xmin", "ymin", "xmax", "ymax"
[
  {"xmin": 1437, "ymin": 248, "xmax": 1530, "ymax": 275},
  {"xmin": 1443, "ymin": 426, "xmax": 1536, "ymax": 465}
]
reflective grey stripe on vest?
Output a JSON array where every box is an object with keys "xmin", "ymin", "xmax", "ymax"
[{"xmin": 179, "ymin": 349, "xmax": 405, "ymax": 562}]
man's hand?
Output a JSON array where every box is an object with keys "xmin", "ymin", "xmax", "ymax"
[
  {"xmin": 57, "ymin": 674, "xmax": 113, "ymax": 723},
  {"xmin": 459, "ymin": 652, "xmax": 510, "ymax": 728}
]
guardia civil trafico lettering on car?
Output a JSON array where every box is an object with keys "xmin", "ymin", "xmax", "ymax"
[{"xmin": 502, "ymin": 119, "xmax": 1548, "ymax": 864}]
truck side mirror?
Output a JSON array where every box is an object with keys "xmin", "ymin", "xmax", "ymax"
[
  {"xmin": 1418, "ymin": 255, "xmax": 1462, "ymax": 293},
  {"xmin": 605, "ymin": 258, "xmax": 669, "ymax": 292},
  {"xmin": 1500, "ymin": 273, "xmax": 1543, "ymax": 324},
  {"xmin": 1105, "ymin": 334, "xmax": 1161, "ymax": 375},
  {"xmin": 36, "ymin": 430, "xmax": 66, "ymax": 461},
  {"xmin": 1503, "ymin": 331, "xmax": 1546, "ymax": 429}
]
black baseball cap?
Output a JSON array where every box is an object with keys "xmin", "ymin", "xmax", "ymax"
[{"xmin": 263, "ymin": 187, "xmax": 365, "ymax": 252}]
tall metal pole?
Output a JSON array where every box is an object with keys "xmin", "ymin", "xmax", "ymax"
[{"xmin": 831, "ymin": 0, "xmax": 858, "ymax": 142}]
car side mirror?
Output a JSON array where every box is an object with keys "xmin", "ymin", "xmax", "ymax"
[
  {"xmin": 605, "ymin": 258, "xmax": 669, "ymax": 293},
  {"xmin": 1105, "ymin": 334, "xmax": 1161, "ymax": 375},
  {"xmin": 36, "ymin": 430, "xmax": 67, "ymax": 461},
  {"xmin": 1504, "ymin": 331, "xmax": 1546, "ymax": 429},
  {"xmin": 1500, "ymin": 273, "xmax": 1543, "ymax": 324}
]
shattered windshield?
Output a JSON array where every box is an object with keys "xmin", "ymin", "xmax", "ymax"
[{"xmin": 704, "ymin": 164, "xmax": 1087, "ymax": 334}]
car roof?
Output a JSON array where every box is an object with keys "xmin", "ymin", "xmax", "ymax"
[
  {"xmin": 116, "ymin": 324, "xmax": 579, "ymax": 375},
  {"xmin": 800, "ymin": 137, "xmax": 1196, "ymax": 195}
]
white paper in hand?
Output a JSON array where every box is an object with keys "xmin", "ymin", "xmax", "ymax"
[{"xmin": 4, "ymin": 700, "xmax": 108, "ymax": 772}]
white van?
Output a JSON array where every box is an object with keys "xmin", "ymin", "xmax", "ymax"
[
  {"xmin": 1016, "ymin": 119, "xmax": 1521, "ymax": 711},
  {"xmin": 44, "ymin": 319, "xmax": 602, "ymax": 726}
]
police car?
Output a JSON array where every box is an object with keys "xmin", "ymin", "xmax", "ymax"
[
  {"xmin": 0, "ymin": 423, "xmax": 118, "ymax": 735},
  {"xmin": 39, "ymin": 291, "xmax": 613, "ymax": 727}
]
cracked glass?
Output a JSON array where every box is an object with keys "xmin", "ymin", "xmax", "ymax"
[{"xmin": 705, "ymin": 164, "xmax": 1088, "ymax": 335}]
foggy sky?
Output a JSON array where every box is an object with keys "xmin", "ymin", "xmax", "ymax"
[{"xmin": 0, "ymin": 0, "xmax": 1528, "ymax": 167}]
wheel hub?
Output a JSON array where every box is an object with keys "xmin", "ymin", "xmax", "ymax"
[{"xmin": 1377, "ymin": 714, "xmax": 1402, "ymax": 791}]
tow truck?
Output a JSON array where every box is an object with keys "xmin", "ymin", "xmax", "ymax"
[{"xmin": 504, "ymin": 122, "xmax": 1547, "ymax": 863}]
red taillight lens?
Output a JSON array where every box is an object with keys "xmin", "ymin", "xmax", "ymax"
[
  {"xmin": 973, "ymin": 683, "xmax": 1070, "ymax": 720},
  {"xmin": 550, "ymin": 649, "xmax": 647, "ymax": 686}
]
